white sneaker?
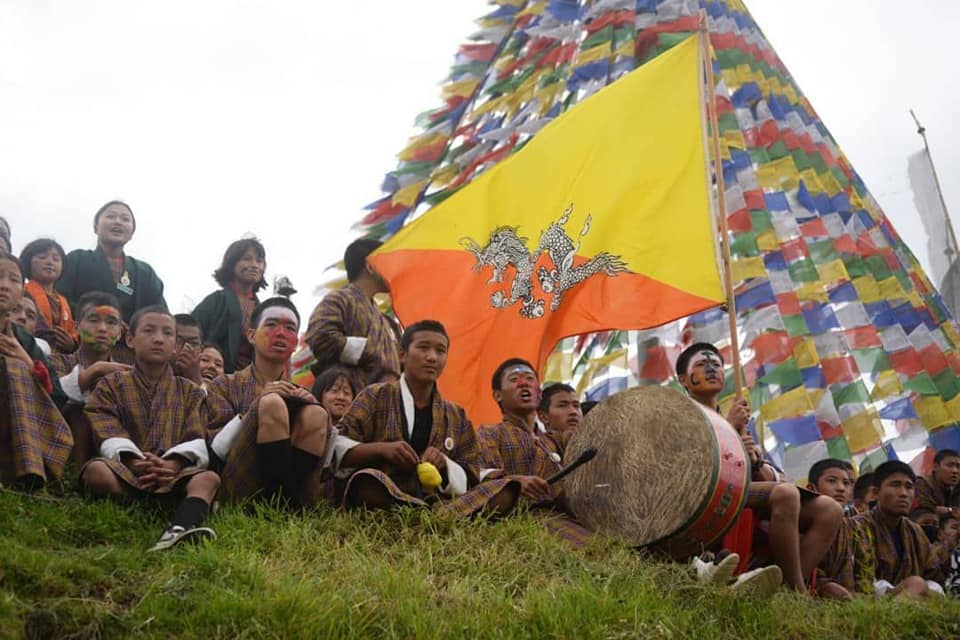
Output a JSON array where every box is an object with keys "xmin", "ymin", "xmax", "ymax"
[
  {"xmin": 692, "ymin": 552, "xmax": 740, "ymax": 585},
  {"xmin": 148, "ymin": 525, "xmax": 216, "ymax": 552},
  {"xmin": 731, "ymin": 565, "xmax": 782, "ymax": 597}
]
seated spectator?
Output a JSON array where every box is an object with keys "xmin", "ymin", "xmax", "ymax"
[
  {"xmin": 311, "ymin": 365, "xmax": 357, "ymax": 423},
  {"xmin": 914, "ymin": 449, "xmax": 960, "ymax": 516},
  {"xmin": 80, "ymin": 306, "xmax": 218, "ymax": 551},
  {"xmin": 48, "ymin": 291, "xmax": 130, "ymax": 465},
  {"xmin": 537, "ymin": 382, "xmax": 582, "ymax": 432},
  {"xmin": 173, "ymin": 313, "xmax": 203, "ymax": 385},
  {"xmin": 850, "ymin": 461, "xmax": 943, "ymax": 598},
  {"xmin": 199, "ymin": 344, "xmax": 226, "ymax": 387},
  {"xmin": 0, "ymin": 251, "xmax": 72, "ymax": 490},
  {"xmin": 806, "ymin": 458, "xmax": 855, "ymax": 510},
  {"xmin": 205, "ymin": 298, "xmax": 331, "ymax": 509},
  {"xmin": 10, "ymin": 292, "xmax": 52, "ymax": 356},
  {"xmin": 192, "ymin": 238, "xmax": 266, "ymax": 374},
  {"xmin": 57, "ymin": 200, "xmax": 166, "ymax": 324},
  {"xmin": 20, "ymin": 238, "xmax": 76, "ymax": 353},
  {"xmin": 853, "ymin": 471, "xmax": 877, "ymax": 515}
]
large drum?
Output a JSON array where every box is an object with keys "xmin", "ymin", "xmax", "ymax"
[{"xmin": 564, "ymin": 385, "xmax": 749, "ymax": 559}]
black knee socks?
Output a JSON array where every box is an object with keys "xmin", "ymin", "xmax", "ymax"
[
  {"xmin": 292, "ymin": 448, "xmax": 320, "ymax": 484},
  {"xmin": 171, "ymin": 496, "xmax": 210, "ymax": 529},
  {"xmin": 258, "ymin": 439, "xmax": 293, "ymax": 505}
]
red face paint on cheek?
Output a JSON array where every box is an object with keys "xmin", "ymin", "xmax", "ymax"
[{"xmin": 256, "ymin": 325, "xmax": 298, "ymax": 358}]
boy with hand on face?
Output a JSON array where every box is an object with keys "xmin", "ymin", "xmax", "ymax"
[
  {"xmin": 172, "ymin": 313, "xmax": 204, "ymax": 386},
  {"xmin": 675, "ymin": 342, "xmax": 842, "ymax": 593},
  {"xmin": 80, "ymin": 306, "xmax": 219, "ymax": 552}
]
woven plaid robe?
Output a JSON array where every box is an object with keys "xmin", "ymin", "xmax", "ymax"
[
  {"xmin": 84, "ymin": 365, "xmax": 208, "ymax": 493},
  {"xmin": 816, "ymin": 517, "xmax": 860, "ymax": 592},
  {"xmin": 337, "ymin": 379, "xmax": 515, "ymax": 517},
  {"xmin": 850, "ymin": 507, "xmax": 939, "ymax": 589},
  {"xmin": 47, "ymin": 352, "xmax": 78, "ymax": 379},
  {"xmin": 0, "ymin": 355, "xmax": 73, "ymax": 485},
  {"xmin": 914, "ymin": 475, "xmax": 960, "ymax": 511},
  {"xmin": 305, "ymin": 283, "xmax": 400, "ymax": 391},
  {"xmin": 205, "ymin": 365, "xmax": 328, "ymax": 504},
  {"xmin": 478, "ymin": 421, "xmax": 592, "ymax": 547}
]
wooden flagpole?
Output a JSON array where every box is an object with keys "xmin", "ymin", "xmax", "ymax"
[{"xmin": 699, "ymin": 12, "xmax": 754, "ymax": 434}]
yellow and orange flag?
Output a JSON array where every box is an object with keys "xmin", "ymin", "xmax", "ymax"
[{"xmin": 370, "ymin": 35, "xmax": 723, "ymax": 423}]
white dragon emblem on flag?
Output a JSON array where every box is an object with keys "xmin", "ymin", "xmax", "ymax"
[{"xmin": 460, "ymin": 205, "xmax": 628, "ymax": 319}]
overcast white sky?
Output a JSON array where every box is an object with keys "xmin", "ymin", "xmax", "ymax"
[{"xmin": 2, "ymin": 1, "xmax": 958, "ymax": 318}]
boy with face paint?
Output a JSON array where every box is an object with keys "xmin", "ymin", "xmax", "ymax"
[
  {"xmin": 81, "ymin": 306, "xmax": 220, "ymax": 551},
  {"xmin": 476, "ymin": 359, "xmax": 595, "ymax": 546},
  {"xmin": 48, "ymin": 291, "xmax": 131, "ymax": 465},
  {"xmin": 305, "ymin": 238, "xmax": 401, "ymax": 393},
  {"xmin": 205, "ymin": 297, "xmax": 333, "ymax": 509},
  {"xmin": 332, "ymin": 320, "xmax": 518, "ymax": 516},
  {"xmin": 845, "ymin": 461, "xmax": 944, "ymax": 598},
  {"xmin": 675, "ymin": 342, "xmax": 842, "ymax": 593},
  {"xmin": 0, "ymin": 252, "xmax": 73, "ymax": 490}
]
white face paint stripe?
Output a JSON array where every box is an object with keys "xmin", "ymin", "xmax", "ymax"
[
  {"xmin": 687, "ymin": 351, "xmax": 723, "ymax": 375},
  {"xmin": 257, "ymin": 306, "xmax": 299, "ymax": 329},
  {"xmin": 505, "ymin": 365, "xmax": 536, "ymax": 377}
]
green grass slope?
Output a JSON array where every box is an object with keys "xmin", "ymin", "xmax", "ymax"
[{"xmin": 1, "ymin": 490, "xmax": 959, "ymax": 639}]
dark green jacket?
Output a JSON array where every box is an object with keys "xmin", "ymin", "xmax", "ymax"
[
  {"xmin": 56, "ymin": 247, "xmax": 166, "ymax": 324},
  {"xmin": 13, "ymin": 324, "xmax": 67, "ymax": 411},
  {"xmin": 192, "ymin": 288, "xmax": 259, "ymax": 374}
]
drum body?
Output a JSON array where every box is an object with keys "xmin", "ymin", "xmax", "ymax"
[{"xmin": 564, "ymin": 385, "xmax": 749, "ymax": 559}]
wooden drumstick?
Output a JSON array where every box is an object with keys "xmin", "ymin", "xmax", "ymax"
[{"xmin": 547, "ymin": 448, "xmax": 598, "ymax": 485}]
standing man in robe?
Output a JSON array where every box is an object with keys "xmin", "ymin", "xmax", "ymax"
[{"xmin": 305, "ymin": 238, "xmax": 400, "ymax": 392}]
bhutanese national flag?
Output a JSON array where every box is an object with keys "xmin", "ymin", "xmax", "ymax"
[{"xmin": 369, "ymin": 35, "xmax": 723, "ymax": 424}]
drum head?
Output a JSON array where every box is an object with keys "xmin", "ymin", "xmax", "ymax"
[{"xmin": 565, "ymin": 385, "xmax": 719, "ymax": 547}]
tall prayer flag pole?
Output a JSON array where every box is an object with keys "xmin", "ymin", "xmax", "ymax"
[
  {"xmin": 910, "ymin": 109, "xmax": 959, "ymax": 265},
  {"xmin": 699, "ymin": 14, "xmax": 745, "ymax": 399}
]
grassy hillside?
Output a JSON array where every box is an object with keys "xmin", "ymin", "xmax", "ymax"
[{"xmin": 1, "ymin": 488, "xmax": 959, "ymax": 639}]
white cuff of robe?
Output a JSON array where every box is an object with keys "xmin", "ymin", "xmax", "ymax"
[
  {"xmin": 101, "ymin": 437, "xmax": 144, "ymax": 461},
  {"xmin": 321, "ymin": 426, "xmax": 339, "ymax": 469},
  {"xmin": 441, "ymin": 455, "xmax": 468, "ymax": 497},
  {"xmin": 60, "ymin": 365, "xmax": 86, "ymax": 403},
  {"xmin": 163, "ymin": 438, "xmax": 209, "ymax": 469},
  {"xmin": 479, "ymin": 468, "xmax": 500, "ymax": 482},
  {"xmin": 332, "ymin": 433, "xmax": 362, "ymax": 478},
  {"xmin": 210, "ymin": 414, "xmax": 244, "ymax": 461},
  {"xmin": 340, "ymin": 337, "xmax": 367, "ymax": 366}
]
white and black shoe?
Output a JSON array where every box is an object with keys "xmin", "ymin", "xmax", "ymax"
[
  {"xmin": 691, "ymin": 552, "xmax": 740, "ymax": 586},
  {"xmin": 148, "ymin": 525, "xmax": 216, "ymax": 552}
]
